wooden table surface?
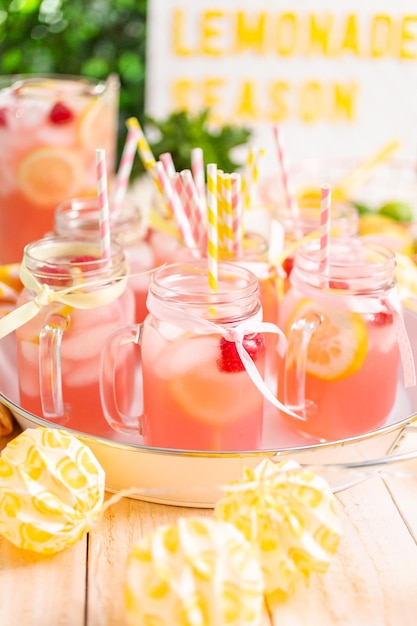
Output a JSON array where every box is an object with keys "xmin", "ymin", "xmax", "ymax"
[{"xmin": 1, "ymin": 424, "xmax": 417, "ymax": 626}]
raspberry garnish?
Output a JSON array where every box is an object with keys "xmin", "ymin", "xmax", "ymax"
[
  {"xmin": 218, "ymin": 333, "xmax": 266, "ymax": 373},
  {"xmin": 49, "ymin": 102, "xmax": 74, "ymax": 125},
  {"xmin": 37, "ymin": 265, "xmax": 69, "ymax": 288},
  {"xmin": 0, "ymin": 107, "xmax": 8, "ymax": 127}
]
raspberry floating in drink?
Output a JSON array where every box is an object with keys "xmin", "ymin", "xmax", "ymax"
[
  {"xmin": 49, "ymin": 102, "xmax": 74, "ymax": 125},
  {"xmin": 0, "ymin": 107, "xmax": 8, "ymax": 127},
  {"xmin": 218, "ymin": 333, "xmax": 265, "ymax": 373}
]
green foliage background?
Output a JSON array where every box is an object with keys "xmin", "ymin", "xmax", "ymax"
[{"xmin": 0, "ymin": 0, "xmax": 148, "ymax": 157}]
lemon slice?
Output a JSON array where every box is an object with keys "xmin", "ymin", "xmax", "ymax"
[
  {"xmin": 286, "ymin": 299, "xmax": 368, "ymax": 381},
  {"xmin": 17, "ymin": 146, "xmax": 84, "ymax": 207},
  {"xmin": 78, "ymin": 97, "xmax": 117, "ymax": 151}
]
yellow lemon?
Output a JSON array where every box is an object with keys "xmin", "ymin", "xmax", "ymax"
[
  {"xmin": 18, "ymin": 146, "xmax": 84, "ymax": 207},
  {"xmin": 358, "ymin": 213, "xmax": 414, "ymax": 255},
  {"xmin": 286, "ymin": 299, "xmax": 368, "ymax": 381}
]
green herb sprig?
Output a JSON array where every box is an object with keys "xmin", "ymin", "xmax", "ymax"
[{"xmin": 141, "ymin": 108, "xmax": 252, "ymax": 174}]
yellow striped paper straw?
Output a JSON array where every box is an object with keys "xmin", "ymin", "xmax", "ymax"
[
  {"xmin": 216, "ymin": 170, "xmax": 226, "ymax": 259},
  {"xmin": 222, "ymin": 173, "xmax": 234, "ymax": 257},
  {"xmin": 126, "ymin": 117, "xmax": 156, "ymax": 171},
  {"xmin": 336, "ymin": 138, "xmax": 401, "ymax": 198},
  {"xmin": 230, "ymin": 173, "xmax": 243, "ymax": 257},
  {"xmin": 206, "ymin": 163, "xmax": 218, "ymax": 294},
  {"xmin": 242, "ymin": 147, "xmax": 265, "ymax": 211},
  {"xmin": 127, "ymin": 117, "xmax": 167, "ymax": 211},
  {"xmin": 241, "ymin": 147, "xmax": 254, "ymax": 211}
]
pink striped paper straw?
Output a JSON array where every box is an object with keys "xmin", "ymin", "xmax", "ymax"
[
  {"xmin": 153, "ymin": 161, "xmax": 196, "ymax": 249},
  {"xmin": 172, "ymin": 173, "xmax": 198, "ymax": 247},
  {"xmin": 273, "ymin": 125, "xmax": 299, "ymax": 218},
  {"xmin": 95, "ymin": 148, "xmax": 111, "ymax": 259},
  {"xmin": 160, "ymin": 152, "xmax": 176, "ymax": 179},
  {"xmin": 110, "ymin": 120, "xmax": 140, "ymax": 215},
  {"xmin": 179, "ymin": 169, "xmax": 206, "ymax": 248},
  {"xmin": 319, "ymin": 183, "xmax": 332, "ymax": 273},
  {"xmin": 191, "ymin": 147, "xmax": 206, "ymax": 214},
  {"xmin": 230, "ymin": 173, "xmax": 243, "ymax": 257}
]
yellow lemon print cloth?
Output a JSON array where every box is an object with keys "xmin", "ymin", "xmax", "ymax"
[
  {"xmin": 0, "ymin": 427, "xmax": 105, "ymax": 554},
  {"xmin": 214, "ymin": 458, "xmax": 342, "ymax": 601}
]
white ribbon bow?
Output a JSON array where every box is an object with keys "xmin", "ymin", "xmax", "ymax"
[{"xmin": 0, "ymin": 261, "xmax": 129, "ymax": 341}]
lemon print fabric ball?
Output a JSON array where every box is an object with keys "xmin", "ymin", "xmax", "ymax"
[
  {"xmin": 0, "ymin": 427, "xmax": 105, "ymax": 554},
  {"xmin": 214, "ymin": 459, "xmax": 342, "ymax": 600},
  {"xmin": 124, "ymin": 516, "xmax": 267, "ymax": 626}
]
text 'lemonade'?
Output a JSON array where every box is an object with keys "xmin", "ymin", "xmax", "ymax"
[
  {"xmin": 15, "ymin": 236, "xmax": 135, "ymax": 436},
  {"xmin": 0, "ymin": 74, "xmax": 119, "ymax": 263},
  {"xmin": 100, "ymin": 261, "xmax": 267, "ymax": 451},
  {"xmin": 278, "ymin": 238, "xmax": 406, "ymax": 441}
]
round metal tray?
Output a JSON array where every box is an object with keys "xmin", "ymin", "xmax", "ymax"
[{"xmin": 2, "ymin": 308, "xmax": 417, "ymax": 507}]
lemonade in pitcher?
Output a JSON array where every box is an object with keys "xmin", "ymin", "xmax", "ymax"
[{"xmin": 0, "ymin": 74, "xmax": 119, "ymax": 262}]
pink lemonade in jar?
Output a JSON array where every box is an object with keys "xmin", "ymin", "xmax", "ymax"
[
  {"xmin": 100, "ymin": 261, "xmax": 267, "ymax": 451},
  {"xmin": 277, "ymin": 238, "xmax": 402, "ymax": 441},
  {"xmin": 15, "ymin": 237, "xmax": 135, "ymax": 436},
  {"xmin": 0, "ymin": 74, "xmax": 119, "ymax": 263},
  {"xmin": 141, "ymin": 325, "xmax": 265, "ymax": 450}
]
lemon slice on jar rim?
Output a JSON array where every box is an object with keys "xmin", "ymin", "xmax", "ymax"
[{"xmin": 286, "ymin": 299, "xmax": 368, "ymax": 381}]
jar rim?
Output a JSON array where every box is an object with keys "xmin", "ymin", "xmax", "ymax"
[
  {"xmin": 291, "ymin": 237, "xmax": 397, "ymax": 292},
  {"xmin": 23, "ymin": 235, "xmax": 127, "ymax": 277},
  {"xmin": 297, "ymin": 237, "xmax": 395, "ymax": 265},
  {"xmin": 55, "ymin": 196, "xmax": 144, "ymax": 236},
  {"xmin": 150, "ymin": 260, "xmax": 260, "ymax": 304},
  {"xmin": 0, "ymin": 73, "xmax": 116, "ymax": 97}
]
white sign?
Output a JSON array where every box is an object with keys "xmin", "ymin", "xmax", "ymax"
[{"xmin": 146, "ymin": 0, "xmax": 417, "ymax": 172}]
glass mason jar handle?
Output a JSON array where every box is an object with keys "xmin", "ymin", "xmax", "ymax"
[
  {"xmin": 39, "ymin": 314, "xmax": 69, "ymax": 418},
  {"xmin": 284, "ymin": 312, "xmax": 322, "ymax": 419},
  {"xmin": 100, "ymin": 324, "xmax": 143, "ymax": 434}
]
